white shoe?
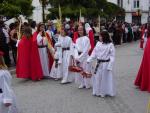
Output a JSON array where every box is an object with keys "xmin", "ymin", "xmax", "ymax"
[
  {"xmin": 100, "ymin": 95, "xmax": 105, "ymax": 98},
  {"xmin": 61, "ymin": 80, "xmax": 67, "ymax": 84},
  {"xmin": 78, "ymin": 85, "xmax": 85, "ymax": 89},
  {"xmin": 86, "ymin": 86, "xmax": 91, "ymax": 89}
]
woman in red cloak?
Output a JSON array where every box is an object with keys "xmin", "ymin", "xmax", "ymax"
[{"xmin": 134, "ymin": 24, "xmax": 150, "ymax": 92}]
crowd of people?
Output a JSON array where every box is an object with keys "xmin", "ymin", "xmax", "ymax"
[{"xmin": 0, "ymin": 18, "xmax": 150, "ymax": 113}]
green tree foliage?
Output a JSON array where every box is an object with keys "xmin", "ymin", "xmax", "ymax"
[
  {"xmin": 47, "ymin": 0, "xmax": 124, "ymax": 19},
  {"xmin": 0, "ymin": 0, "xmax": 34, "ymax": 18}
]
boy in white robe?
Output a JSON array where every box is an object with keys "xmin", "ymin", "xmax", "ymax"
[
  {"xmin": 87, "ymin": 31, "xmax": 116, "ymax": 97},
  {"xmin": 49, "ymin": 35, "xmax": 63, "ymax": 80},
  {"xmin": 0, "ymin": 51, "xmax": 18, "ymax": 113},
  {"xmin": 57, "ymin": 27, "xmax": 74, "ymax": 84}
]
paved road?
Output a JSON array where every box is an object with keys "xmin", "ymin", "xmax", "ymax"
[{"xmin": 11, "ymin": 41, "xmax": 149, "ymax": 113}]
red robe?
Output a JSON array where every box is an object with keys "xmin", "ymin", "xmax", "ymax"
[
  {"xmin": 30, "ymin": 32, "xmax": 43, "ymax": 81},
  {"xmin": 134, "ymin": 37, "xmax": 150, "ymax": 92},
  {"xmin": 16, "ymin": 36, "xmax": 32, "ymax": 78}
]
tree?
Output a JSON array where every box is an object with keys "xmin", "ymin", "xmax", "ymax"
[
  {"xmin": 47, "ymin": 0, "xmax": 124, "ymax": 20},
  {"xmin": 0, "ymin": 0, "xmax": 34, "ymax": 18}
]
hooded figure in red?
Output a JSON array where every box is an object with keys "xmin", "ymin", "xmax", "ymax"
[
  {"xmin": 134, "ymin": 24, "xmax": 150, "ymax": 92},
  {"xmin": 16, "ymin": 26, "xmax": 32, "ymax": 79}
]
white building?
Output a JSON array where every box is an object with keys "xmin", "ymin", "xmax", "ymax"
[
  {"xmin": 107, "ymin": 0, "xmax": 150, "ymax": 24},
  {"xmin": 31, "ymin": 0, "xmax": 51, "ymax": 23}
]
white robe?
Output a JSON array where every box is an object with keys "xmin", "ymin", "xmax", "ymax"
[
  {"xmin": 87, "ymin": 42, "xmax": 116, "ymax": 96},
  {"xmin": 74, "ymin": 36, "xmax": 91, "ymax": 88},
  {"xmin": 49, "ymin": 35, "xmax": 63, "ymax": 79},
  {"xmin": 0, "ymin": 70, "xmax": 18, "ymax": 113},
  {"xmin": 58, "ymin": 35, "xmax": 74, "ymax": 83},
  {"xmin": 37, "ymin": 33, "xmax": 50, "ymax": 77}
]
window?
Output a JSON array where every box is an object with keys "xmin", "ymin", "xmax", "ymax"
[
  {"xmin": 134, "ymin": 0, "xmax": 140, "ymax": 8},
  {"xmin": 134, "ymin": 1, "xmax": 136, "ymax": 8},
  {"xmin": 137, "ymin": 0, "xmax": 139, "ymax": 8},
  {"xmin": 117, "ymin": 0, "xmax": 120, "ymax": 5},
  {"xmin": 117, "ymin": 0, "xmax": 123, "ymax": 7}
]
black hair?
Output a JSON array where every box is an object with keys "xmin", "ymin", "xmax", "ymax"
[{"xmin": 100, "ymin": 31, "xmax": 112, "ymax": 44}]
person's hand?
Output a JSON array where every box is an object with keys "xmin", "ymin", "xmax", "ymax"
[
  {"xmin": 76, "ymin": 60, "xmax": 80, "ymax": 64},
  {"xmin": 4, "ymin": 103, "xmax": 12, "ymax": 107}
]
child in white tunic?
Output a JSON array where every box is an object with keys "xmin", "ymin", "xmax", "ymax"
[
  {"xmin": 0, "ymin": 52, "xmax": 18, "ymax": 113},
  {"xmin": 58, "ymin": 27, "xmax": 74, "ymax": 84},
  {"xmin": 87, "ymin": 31, "xmax": 116, "ymax": 97},
  {"xmin": 74, "ymin": 26, "xmax": 92, "ymax": 89},
  {"xmin": 49, "ymin": 35, "xmax": 63, "ymax": 80}
]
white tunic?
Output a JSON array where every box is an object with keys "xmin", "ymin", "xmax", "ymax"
[
  {"xmin": 37, "ymin": 33, "xmax": 50, "ymax": 77},
  {"xmin": 74, "ymin": 36, "xmax": 91, "ymax": 88},
  {"xmin": 58, "ymin": 35, "xmax": 74, "ymax": 83},
  {"xmin": 0, "ymin": 70, "xmax": 18, "ymax": 113},
  {"xmin": 49, "ymin": 35, "xmax": 63, "ymax": 79},
  {"xmin": 87, "ymin": 42, "xmax": 116, "ymax": 96}
]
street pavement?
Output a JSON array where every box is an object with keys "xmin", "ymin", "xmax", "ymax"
[{"xmin": 10, "ymin": 41, "xmax": 149, "ymax": 113}]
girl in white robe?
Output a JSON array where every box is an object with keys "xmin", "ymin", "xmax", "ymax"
[
  {"xmin": 74, "ymin": 26, "xmax": 91, "ymax": 89},
  {"xmin": 0, "ymin": 52, "xmax": 18, "ymax": 113},
  {"xmin": 37, "ymin": 23, "xmax": 54, "ymax": 78},
  {"xmin": 87, "ymin": 31, "xmax": 116, "ymax": 97}
]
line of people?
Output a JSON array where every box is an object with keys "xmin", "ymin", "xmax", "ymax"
[{"xmin": 16, "ymin": 21, "xmax": 116, "ymax": 98}]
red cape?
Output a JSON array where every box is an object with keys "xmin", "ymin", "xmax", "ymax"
[
  {"xmin": 88, "ymin": 30, "xmax": 95, "ymax": 55},
  {"xmin": 30, "ymin": 32, "xmax": 43, "ymax": 81},
  {"xmin": 16, "ymin": 36, "xmax": 32, "ymax": 78},
  {"xmin": 135, "ymin": 38, "xmax": 150, "ymax": 92}
]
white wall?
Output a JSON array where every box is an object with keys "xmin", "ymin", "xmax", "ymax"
[
  {"xmin": 107, "ymin": 0, "xmax": 117, "ymax": 4},
  {"xmin": 125, "ymin": 13, "xmax": 132, "ymax": 23},
  {"xmin": 141, "ymin": 13, "xmax": 148, "ymax": 24}
]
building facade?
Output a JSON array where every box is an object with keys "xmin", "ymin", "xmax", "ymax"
[{"xmin": 107, "ymin": 0, "xmax": 150, "ymax": 24}]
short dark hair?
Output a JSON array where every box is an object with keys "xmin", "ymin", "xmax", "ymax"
[{"xmin": 100, "ymin": 31, "xmax": 112, "ymax": 44}]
